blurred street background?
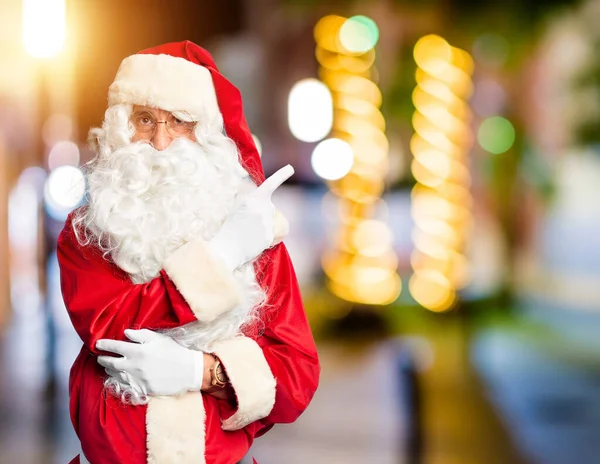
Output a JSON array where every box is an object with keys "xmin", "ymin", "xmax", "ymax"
[{"xmin": 2, "ymin": 0, "xmax": 600, "ymax": 463}]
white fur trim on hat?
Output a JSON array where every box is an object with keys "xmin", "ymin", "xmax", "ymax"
[
  {"xmin": 211, "ymin": 336, "xmax": 277, "ymax": 431},
  {"xmin": 108, "ymin": 53, "xmax": 221, "ymax": 122}
]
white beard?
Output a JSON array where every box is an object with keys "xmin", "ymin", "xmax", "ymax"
[
  {"xmin": 82, "ymin": 137, "xmax": 243, "ymax": 284},
  {"xmin": 76, "ymin": 134, "xmax": 266, "ymax": 404}
]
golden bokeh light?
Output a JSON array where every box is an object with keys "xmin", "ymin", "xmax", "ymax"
[
  {"xmin": 335, "ymin": 113, "xmax": 386, "ymax": 141},
  {"xmin": 322, "ymin": 73, "xmax": 383, "ymax": 107},
  {"xmin": 411, "ymin": 251, "xmax": 468, "ymax": 287},
  {"xmin": 337, "ymin": 50, "xmax": 376, "ymax": 74},
  {"xmin": 412, "ymin": 110, "xmax": 467, "ymax": 141},
  {"xmin": 411, "ymin": 160, "xmax": 447, "ymax": 188},
  {"xmin": 314, "ymin": 15, "xmax": 346, "ymax": 52},
  {"xmin": 314, "ymin": 15, "xmax": 400, "ymax": 306},
  {"xmin": 413, "ymin": 35, "xmax": 452, "ymax": 72},
  {"xmin": 331, "ymin": 172, "xmax": 385, "ymax": 204},
  {"xmin": 326, "ymin": 270, "xmax": 401, "ymax": 306},
  {"xmin": 413, "ymin": 77, "xmax": 456, "ymax": 106},
  {"xmin": 409, "ymin": 35, "xmax": 474, "ymax": 312},
  {"xmin": 335, "ymin": 97, "xmax": 386, "ymax": 130},
  {"xmin": 451, "ymin": 47, "xmax": 475, "ymax": 76},
  {"xmin": 315, "ymin": 47, "xmax": 344, "ymax": 70},
  {"xmin": 350, "ymin": 219, "xmax": 393, "ymax": 257},
  {"xmin": 412, "ymin": 150, "xmax": 451, "ymax": 175},
  {"xmin": 352, "ymin": 268, "xmax": 401, "ymax": 305},
  {"xmin": 409, "ymin": 270, "xmax": 457, "ymax": 312},
  {"xmin": 347, "ymin": 137, "xmax": 388, "ymax": 163},
  {"xmin": 413, "ymin": 217, "xmax": 462, "ymax": 248}
]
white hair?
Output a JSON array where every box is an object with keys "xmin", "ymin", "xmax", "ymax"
[{"xmin": 74, "ymin": 103, "xmax": 266, "ymax": 404}]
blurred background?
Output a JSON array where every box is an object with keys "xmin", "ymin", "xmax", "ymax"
[{"xmin": 2, "ymin": 0, "xmax": 600, "ymax": 463}]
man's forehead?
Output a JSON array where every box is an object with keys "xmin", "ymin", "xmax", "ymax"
[
  {"xmin": 132, "ymin": 105, "xmax": 195, "ymax": 122},
  {"xmin": 133, "ymin": 105, "xmax": 171, "ymax": 115}
]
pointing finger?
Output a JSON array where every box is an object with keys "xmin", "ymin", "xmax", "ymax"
[{"xmin": 256, "ymin": 165, "xmax": 294, "ymax": 197}]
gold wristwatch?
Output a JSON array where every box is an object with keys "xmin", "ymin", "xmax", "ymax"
[{"xmin": 209, "ymin": 355, "xmax": 228, "ymax": 389}]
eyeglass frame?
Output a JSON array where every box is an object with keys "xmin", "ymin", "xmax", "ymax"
[{"xmin": 129, "ymin": 109, "xmax": 198, "ymax": 139}]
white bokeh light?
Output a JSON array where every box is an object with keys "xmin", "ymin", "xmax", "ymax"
[
  {"xmin": 48, "ymin": 140, "xmax": 80, "ymax": 171},
  {"xmin": 288, "ymin": 78, "xmax": 333, "ymax": 142},
  {"xmin": 23, "ymin": 0, "xmax": 66, "ymax": 58},
  {"xmin": 9, "ymin": 181, "xmax": 40, "ymax": 249},
  {"xmin": 44, "ymin": 165, "xmax": 85, "ymax": 220},
  {"xmin": 311, "ymin": 138, "xmax": 354, "ymax": 181},
  {"xmin": 339, "ymin": 16, "xmax": 380, "ymax": 54}
]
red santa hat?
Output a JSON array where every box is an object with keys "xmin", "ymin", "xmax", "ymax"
[{"xmin": 107, "ymin": 40, "xmax": 265, "ymax": 184}]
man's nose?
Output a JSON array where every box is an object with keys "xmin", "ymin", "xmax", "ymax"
[{"xmin": 150, "ymin": 123, "xmax": 173, "ymax": 151}]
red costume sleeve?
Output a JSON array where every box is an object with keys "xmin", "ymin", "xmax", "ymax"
[
  {"xmin": 210, "ymin": 243, "xmax": 320, "ymax": 435},
  {"xmin": 57, "ymin": 214, "xmax": 198, "ymax": 353},
  {"xmin": 256, "ymin": 244, "xmax": 320, "ymax": 425}
]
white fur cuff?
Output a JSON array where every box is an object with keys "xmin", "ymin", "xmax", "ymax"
[
  {"xmin": 163, "ymin": 238, "xmax": 241, "ymax": 323},
  {"xmin": 272, "ymin": 208, "xmax": 289, "ymax": 246},
  {"xmin": 146, "ymin": 394, "xmax": 206, "ymax": 464},
  {"xmin": 211, "ymin": 337, "xmax": 276, "ymax": 430}
]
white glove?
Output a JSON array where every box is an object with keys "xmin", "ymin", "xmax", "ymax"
[
  {"xmin": 208, "ymin": 164, "xmax": 294, "ymax": 271},
  {"xmin": 96, "ymin": 329, "xmax": 204, "ymax": 397}
]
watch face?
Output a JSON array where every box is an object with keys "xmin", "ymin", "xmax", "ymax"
[{"xmin": 215, "ymin": 365, "xmax": 227, "ymax": 383}]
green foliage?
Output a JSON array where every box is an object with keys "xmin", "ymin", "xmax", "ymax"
[
  {"xmin": 520, "ymin": 145, "xmax": 557, "ymax": 204},
  {"xmin": 381, "ymin": 47, "xmax": 417, "ymax": 122}
]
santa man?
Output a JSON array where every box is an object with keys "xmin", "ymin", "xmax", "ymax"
[{"xmin": 57, "ymin": 41, "xmax": 320, "ymax": 464}]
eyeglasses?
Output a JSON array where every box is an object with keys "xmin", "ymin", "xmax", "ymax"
[{"xmin": 130, "ymin": 110, "xmax": 197, "ymax": 138}]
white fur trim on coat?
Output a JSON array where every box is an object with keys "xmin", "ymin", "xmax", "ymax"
[
  {"xmin": 163, "ymin": 238, "xmax": 241, "ymax": 323},
  {"xmin": 147, "ymin": 394, "xmax": 206, "ymax": 464},
  {"xmin": 272, "ymin": 208, "xmax": 289, "ymax": 246},
  {"xmin": 211, "ymin": 337, "xmax": 277, "ymax": 431},
  {"xmin": 108, "ymin": 53, "xmax": 221, "ymax": 122}
]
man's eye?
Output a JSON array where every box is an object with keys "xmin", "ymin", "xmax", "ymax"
[
  {"xmin": 133, "ymin": 113, "xmax": 154, "ymax": 125},
  {"xmin": 171, "ymin": 117, "xmax": 185, "ymax": 125}
]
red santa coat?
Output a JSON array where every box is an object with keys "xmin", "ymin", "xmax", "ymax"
[
  {"xmin": 59, "ymin": 214, "xmax": 319, "ymax": 464},
  {"xmin": 58, "ymin": 41, "xmax": 320, "ymax": 464}
]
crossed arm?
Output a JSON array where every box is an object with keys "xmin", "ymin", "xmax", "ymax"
[{"xmin": 58, "ymin": 213, "xmax": 320, "ymax": 430}]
